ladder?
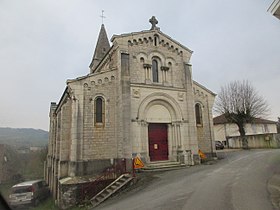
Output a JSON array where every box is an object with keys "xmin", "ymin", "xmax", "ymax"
[{"xmin": 90, "ymin": 173, "xmax": 133, "ymax": 208}]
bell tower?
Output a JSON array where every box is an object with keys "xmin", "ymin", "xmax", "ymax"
[{"xmin": 89, "ymin": 17, "xmax": 110, "ymax": 72}]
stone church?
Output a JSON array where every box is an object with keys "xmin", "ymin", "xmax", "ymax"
[{"xmin": 45, "ymin": 16, "xmax": 216, "ymax": 203}]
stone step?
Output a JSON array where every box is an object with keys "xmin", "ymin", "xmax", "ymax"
[
  {"xmin": 140, "ymin": 161, "xmax": 187, "ymax": 172},
  {"xmin": 146, "ymin": 161, "xmax": 181, "ymax": 167}
]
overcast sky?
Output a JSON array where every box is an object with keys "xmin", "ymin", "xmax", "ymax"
[{"xmin": 0, "ymin": 0, "xmax": 279, "ymax": 131}]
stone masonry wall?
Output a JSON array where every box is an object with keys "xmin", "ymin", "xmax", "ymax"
[
  {"xmin": 74, "ymin": 71, "xmax": 119, "ymax": 161},
  {"xmin": 194, "ymin": 84, "xmax": 216, "ymax": 155}
]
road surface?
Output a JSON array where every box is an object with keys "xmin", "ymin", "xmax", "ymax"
[{"xmin": 96, "ymin": 149, "xmax": 280, "ymax": 210}]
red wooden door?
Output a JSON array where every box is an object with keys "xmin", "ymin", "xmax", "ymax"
[{"xmin": 148, "ymin": 123, "xmax": 168, "ymax": 161}]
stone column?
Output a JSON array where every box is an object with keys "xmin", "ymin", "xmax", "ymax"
[
  {"xmin": 173, "ymin": 123, "xmax": 182, "ymax": 148},
  {"xmin": 168, "ymin": 124, "xmax": 174, "ymax": 161},
  {"xmin": 141, "ymin": 121, "xmax": 149, "ymax": 162},
  {"xmin": 172, "ymin": 123, "xmax": 177, "ymax": 148},
  {"xmin": 143, "ymin": 64, "xmax": 152, "ymax": 84},
  {"xmin": 161, "ymin": 68, "xmax": 164, "ymax": 83},
  {"xmin": 161, "ymin": 66, "xmax": 169, "ymax": 85},
  {"xmin": 177, "ymin": 123, "xmax": 182, "ymax": 148}
]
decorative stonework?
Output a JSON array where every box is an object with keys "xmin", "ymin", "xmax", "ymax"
[
  {"xmin": 149, "ymin": 16, "xmax": 159, "ymax": 30},
  {"xmin": 143, "ymin": 63, "xmax": 152, "ymax": 68},
  {"xmin": 193, "ymin": 87, "xmax": 208, "ymax": 99},
  {"xmin": 178, "ymin": 92, "xmax": 184, "ymax": 101},
  {"xmin": 68, "ymin": 88, "xmax": 76, "ymax": 101},
  {"xmin": 128, "ymin": 36, "xmax": 182, "ymax": 56},
  {"xmin": 83, "ymin": 83, "xmax": 91, "ymax": 91},
  {"xmin": 90, "ymin": 75, "xmax": 115, "ymax": 87},
  {"xmin": 161, "ymin": 66, "xmax": 169, "ymax": 71},
  {"xmin": 132, "ymin": 89, "xmax": 141, "ymax": 98}
]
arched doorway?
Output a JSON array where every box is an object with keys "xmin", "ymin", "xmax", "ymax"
[
  {"xmin": 145, "ymin": 102, "xmax": 171, "ymax": 161},
  {"xmin": 137, "ymin": 93, "xmax": 183, "ymax": 162}
]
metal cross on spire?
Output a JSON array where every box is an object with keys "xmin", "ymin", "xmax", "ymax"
[
  {"xmin": 100, "ymin": 10, "xmax": 106, "ymax": 24},
  {"xmin": 149, "ymin": 16, "xmax": 159, "ymax": 30}
]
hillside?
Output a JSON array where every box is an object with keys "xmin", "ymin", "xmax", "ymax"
[{"xmin": 0, "ymin": 127, "xmax": 49, "ymax": 147}]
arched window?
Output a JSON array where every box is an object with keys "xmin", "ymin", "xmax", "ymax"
[
  {"xmin": 154, "ymin": 36, "xmax": 158, "ymax": 46},
  {"xmin": 95, "ymin": 97, "xmax": 104, "ymax": 124},
  {"xmin": 152, "ymin": 59, "xmax": 159, "ymax": 83},
  {"xmin": 195, "ymin": 103, "xmax": 202, "ymax": 125}
]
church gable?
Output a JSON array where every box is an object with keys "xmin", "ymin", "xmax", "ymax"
[
  {"xmin": 111, "ymin": 18, "xmax": 193, "ymax": 56},
  {"xmin": 112, "ymin": 30, "xmax": 192, "ymax": 62},
  {"xmin": 110, "ymin": 17, "xmax": 193, "ymax": 86},
  {"xmin": 193, "ymin": 81, "xmax": 216, "ymax": 104}
]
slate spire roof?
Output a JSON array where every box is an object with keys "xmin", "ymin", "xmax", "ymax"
[{"xmin": 89, "ymin": 24, "xmax": 110, "ymax": 71}]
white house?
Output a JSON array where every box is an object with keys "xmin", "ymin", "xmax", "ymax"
[{"xmin": 213, "ymin": 114, "xmax": 278, "ymax": 148}]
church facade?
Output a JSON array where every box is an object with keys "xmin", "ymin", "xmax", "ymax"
[{"xmin": 45, "ymin": 17, "xmax": 216, "ymax": 203}]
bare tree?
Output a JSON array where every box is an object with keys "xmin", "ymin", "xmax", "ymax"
[{"xmin": 215, "ymin": 80, "xmax": 270, "ymax": 149}]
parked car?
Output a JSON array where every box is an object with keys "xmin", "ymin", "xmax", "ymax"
[
  {"xmin": 9, "ymin": 179, "xmax": 49, "ymax": 209},
  {"xmin": 215, "ymin": 141, "xmax": 224, "ymax": 150}
]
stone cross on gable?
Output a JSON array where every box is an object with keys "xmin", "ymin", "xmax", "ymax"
[
  {"xmin": 100, "ymin": 10, "xmax": 106, "ymax": 24},
  {"xmin": 149, "ymin": 16, "xmax": 159, "ymax": 30}
]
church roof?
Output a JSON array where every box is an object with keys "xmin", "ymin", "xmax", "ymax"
[
  {"xmin": 111, "ymin": 30, "xmax": 193, "ymax": 54},
  {"xmin": 193, "ymin": 80, "xmax": 216, "ymax": 96},
  {"xmin": 111, "ymin": 16, "xmax": 193, "ymax": 54},
  {"xmin": 89, "ymin": 24, "xmax": 110, "ymax": 71}
]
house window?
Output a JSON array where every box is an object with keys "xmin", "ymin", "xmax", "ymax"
[
  {"xmin": 95, "ymin": 97, "xmax": 104, "ymax": 124},
  {"xmin": 152, "ymin": 59, "xmax": 159, "ymax": 82},
  {"xmin": 264, "ymin": 124, "xmax": 269, "ymax": 133},
  {"xmin": 251, "ymin": 124, "xmax": 257, "ymax": 134},
  {"xmin": 195, "ymin": 103, "xmax": 202, "ymax": 125}
]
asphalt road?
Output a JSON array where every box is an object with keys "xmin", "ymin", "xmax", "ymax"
[{"xmin": 96, "ymin": 149, "xmax": 280, "ymax": 210}]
